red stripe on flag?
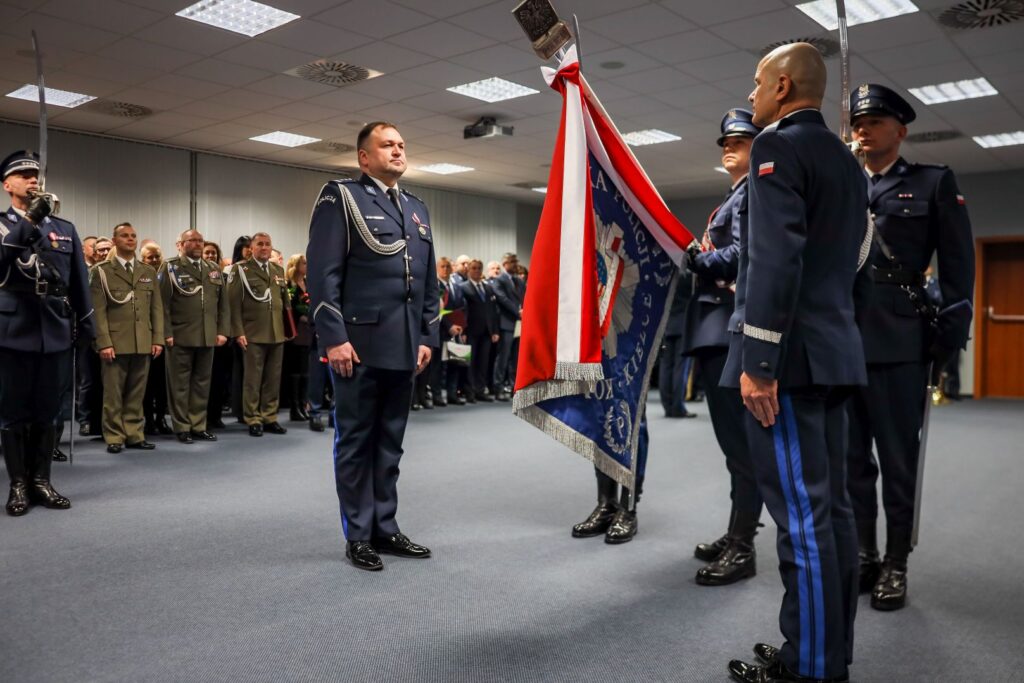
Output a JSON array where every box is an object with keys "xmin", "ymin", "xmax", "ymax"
[{"xmin": 759, "ymin": 162, "xmax": 774, "ymax": 176}]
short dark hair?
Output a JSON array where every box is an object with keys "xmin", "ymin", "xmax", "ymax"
[
  {"xmin": 357, "ymin": 121, "xmax": 399, "ymax": 151},
  {"xmin": 113, "ymin": 222, "xmax": 133, "ymax": 237}
]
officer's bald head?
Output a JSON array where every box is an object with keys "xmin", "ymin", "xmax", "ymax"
[{"xmin": 749, "ymin": 43, "xmax": 826, "ymax": 127}]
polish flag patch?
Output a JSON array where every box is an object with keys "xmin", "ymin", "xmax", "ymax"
[
  {"xmin": 956, "ymin": 194, "xmax": 966, "ymax": 205},
  {"xmin": 758, "ymin": 161, "xmax": 775, "ymax": 177}
]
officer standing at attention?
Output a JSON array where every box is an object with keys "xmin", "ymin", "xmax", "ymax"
[
  {"xmin": 307, "ymin": 121, "xmax": 439, "ymax": 572},
  {"xmin": 159, "ymin": 228, "xmax": 230, "ymax": 445},
  {"xmin": 684, "ymin": 108, "xmax": 764, "ymax": 587},
  {"xmin": 846, "ymin": 84, "xmax": 974, "ymax": 611},
  {"xmin": 1, "ymin": 151, "xmax": 94, "ymax": 515},
  {"xmin": 90, "ymin": 222, "xmax": 164, "ymax": 453},
  {"xmin": 723, "ymin": 44, "xmax": 866, "ymax": 683},
  {"xmin": 228, "ymin": 231, "xmax": 290, "ymax": 437}
]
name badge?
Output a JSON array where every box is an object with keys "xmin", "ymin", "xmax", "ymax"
[
  {"xmin": 365, "ymin": 215, "xmax": 386, "ymax": 220},
  {"xmin": 139, "ymin": 276, "xmax": 153, "ymax": 284}
]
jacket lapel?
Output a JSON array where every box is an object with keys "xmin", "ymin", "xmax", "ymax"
[
  {"xmin": 111, "ymin": 260, "xmax": 133, "ymax": 286},
  {"xmin": 869, "ymin": 157, "xmax": 908, "ymax": 205},
  {"xmin": 248, "ymin": 258, "xmax": 270, "ymax": 284},
  {"xmin": 361, "ymin": 174, "xmax": 402, "ymax": 226}
]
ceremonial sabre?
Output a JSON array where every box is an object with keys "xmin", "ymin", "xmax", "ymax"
[
  {"xmin": 911, "ymin": 362, "xmax": 937, "ymax": 547},
  {"xmin": 836, "ymin": 0, "xmax": 852, "ymax": 144}
]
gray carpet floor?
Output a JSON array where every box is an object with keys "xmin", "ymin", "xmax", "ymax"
[{"xmin": 2, "ymin": 396, "xmax": 1022, "ymax": 682}]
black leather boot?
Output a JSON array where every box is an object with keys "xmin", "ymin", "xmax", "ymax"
[
  {"xmin": 605, "ymin": 483, "xmax": 639, "ymax": 544},
  {"xmin": 696, "ymin": 511, "xmax": 758, "ymax": 585},
  {"xmin": 289, "ymin": 375, "xmax": 308, "ymax": 421},
  {"xmin": 572, "ymin": 470, "xmax": 618, "ymax": 538},
  {"xmin": 2, "ymin": 427, "xmax": 30, "ymax": 516},
  {"xmin": 872, "ymin": 527, "xmax": 910, "ymax": 611},
  {"xmin": 695, "ymin": 506, "xmax": 742, "ymax": 562},
  {"xmin": 52, "ymin": 421, "xmax": 68, "ymax": 462},
  {"xmin": 856, "ymin": 519, "xmax": 881, "ymax": 594},
  {"xmin": 27, "ymin": 424, "xmax": 71, "ymax": 510}
]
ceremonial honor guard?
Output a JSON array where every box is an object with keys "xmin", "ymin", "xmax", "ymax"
[
  {"xmin": 158, "ymin": 229, "xmax": 230, "ymax": 444},
  {"xmin": 846, "ymin": 84, "xmax": 975, "ymax": 611},
  {"xmin": 307, "ymin": 121, "xmax": 439, "ymax": 571},
  {"xmin": 90, "ymin": 222, "xmax": 164, "ymax": 453},
  {"xmin": 1, "ymin": 151, "xmax": 94, "ymax": 515},
  {"xmin": 228, "ymin": 232, "xmax": 290, "ymax": 437},
  {"xmin": 724, "ymin": 45, "xmax": 865, "ymax": 683},
  {"xmin": 684, "ymin": 109, "xmax": 764, "ymax": 586}
]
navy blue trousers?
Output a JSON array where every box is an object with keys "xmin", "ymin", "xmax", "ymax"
[
  {"xmin": 746, "ymin": 388, "xmax": 858, "ymax": 680},
  {"xmin": 0, "ymin": 348, "xmax": 71, "ymax": 429},
  {"xmin": 330, "ymin": 364, "xmax": 413, "ymax": 541}
]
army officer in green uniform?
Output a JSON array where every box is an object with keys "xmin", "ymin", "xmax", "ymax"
[
  {"xmin": 229, "ymin": 231, "xmax": 291, "ymax": 436},
  {"xmin": 159, "ymin": 228, "xmax": 230, "ymax": 444},
  {"xmin": 90, "ymin": 222, "xmax": 164, "ymax": 453}
]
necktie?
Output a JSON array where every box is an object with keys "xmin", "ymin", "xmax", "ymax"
[
  {"xmin": 125, "ymin": 261, "xmax": 132, "ymax": 275},
  {"xmin": 871, "ymin": 173, "xmax": 883, "ymax": 185},
  {"xmin": 387, "ymin": 187, "xmax": 402, "ymax": 216},
  {"xmin": 477, "ymin": 282, "xmax": 485, "ymax": 301}
]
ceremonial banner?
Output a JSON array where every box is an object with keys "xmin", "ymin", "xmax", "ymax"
[{"xmin": 513, "ymin": 45, "xmax": 694, "ymax": 489}]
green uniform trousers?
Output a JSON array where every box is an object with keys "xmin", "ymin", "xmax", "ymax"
[
  {"xmin": 243, "ymin": 342, "xmax": 284, "ymax": 425},
  {"xmin": 101, "ymin": 353, "xmax": 151, "ymax": 446},
  {"xmin": 165, "ymin": 345, "xmax": 215, "ymax": 433}
]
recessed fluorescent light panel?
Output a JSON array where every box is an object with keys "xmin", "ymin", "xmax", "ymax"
[
  {"xmin": 796, "ymin": 0, "xmax": 918, "ymax": 30},
  {"xmin": 6, "ymin": 84, "xmax": 95, "ymax": 108},
  {"xmin": 176, "ymin": 0, "xmax": 299, "ymax": 37},
  {"xmin": 418, "ymin": 163, "xmax": 474, "ymax": 175},
  {"xmin": 714, "ymin": 166, "xmax": 729, "ymax": 174},
  {"xmin": 250, "ymin": 131, "xmax": 321, "ymax": 147},
  {"xmin": 622, "ymin": 130, "xmax": 681, "ymax": 147},
  {"xmin": 908, "ymin": 78, "xmax": 998, "ymax": 105},
  {"xmin": 973, "ymin": 131, "xmax": 1024, "ymax": 148},
  {"xmin": 447, "ymin": 77, "xmax": 539, "ymax": 103}
]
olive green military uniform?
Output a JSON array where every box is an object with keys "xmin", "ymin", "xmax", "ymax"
[
  {"xmin": 158, "ymin": 256, "xmax": 231, "ymax": 434},
  {"xmin": 229, "ymin": 257, "xmax": 290, "ymax": 426},
  {"xmin": 91, "ymin": 258, "xmax": 164, "ymax": 446}
]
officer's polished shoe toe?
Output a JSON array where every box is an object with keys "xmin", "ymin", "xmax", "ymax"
[
  {"xmin": 604, "ymin": 508, "xmax": 637, "ymax": 544},
  {"xmin": 694, "ymin": 532, "xmax": 731, "ymax": 562},
  {"xmin": 249, "ymin": 424, "xmax": 263, "ymax": 437},
  {"xmin": 264, "ymin": 422, "xmax": 287, "ymax": 434},
  {"xmin": 696, "ymin": 541, "xmax": 756, "ymax": 586},
  {"xmin": 52, "ymin": 447, "xmax": 68, "ymax": 462},
  {"xmin": 177, "ymin": 432, "xmax": 194, "ymax": 444},
  {"xmin": 571, "ymin": 502, "xmax": 618, "ymax": 538},
  {"xmin": 372, "ymin": 532, "xmax": 431, "ymax": 558},
  {"xmin": 753, "ymin": 643, "xmax": 779, "ymax": 665},
  {"xmin": 6, "ymin": 484, "xmax": 29, "ymax": 516},
  {"xmin": 308, "ymin": 416, "xmax": 325, "ymax": 432},
  {"xmin": 126, "ymin": 440, "xmax": 156, "ymax": 450},
  {"xmin": 107, "ymin": 443, "xmax": 123, "ymax": 454},
  {"xmin": 346, "ymin": 541, "xmax": 383, "ymax": 571},
  {"xmin": 190, "ymin": 431, "xmax": 217, "ymax": 442},
  {"xmin": 858, "ymin": 550, "xmax": 882, "ymax": 594},
  {"xmin": 871, "ymin": 562, "xmax": 908, "ymax": 611},
  {"xmin": 728, "ymin": 657, "xmax": 847, "ymax": 683}
]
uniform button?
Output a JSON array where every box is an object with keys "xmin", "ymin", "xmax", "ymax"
[
  {"xmin": 407, "ymin": 297, "xmax": 413, "ymax": 303},
  {"xmin": 759, "ymin": 361, "xmax": 769, "ymax": 369},
  {"xmin": 405, "ymin": 234, "xmax": 411, "ymax": 240},
  {"xmin": 352, "ymin": 316, "xmax": 357, "ymax": 321}
]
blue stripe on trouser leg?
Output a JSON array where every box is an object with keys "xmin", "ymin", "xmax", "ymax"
[
  {"xmin": 773, "ymin": 393, "xmax": 826, "ymax": 679},
  {"xmin": 329, "ymin": 370, "xmax": 349, "ymax": 539}
]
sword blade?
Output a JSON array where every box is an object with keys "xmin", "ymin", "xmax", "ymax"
[
  {"xmin": 31, "ymin": 29, "xmax": 48, "ymax": 192},
  {"xmin": 836, "ymin": 0, "xmax": 852, "ymax": 143},
  {"xmin": 910, "ymin": 362, "xmax": 934, "ymax": 547}
]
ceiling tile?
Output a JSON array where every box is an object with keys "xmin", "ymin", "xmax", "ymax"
[
  {"xmin": 317, "ymin": 0, "xmax": 435, "ymax": 40},
  {"xmin": 391, "ymin": 0, "xmax": 495, "ymax": 19},
  {"xmin": 38, "ymin": 0, "xmax": 163, "ymax": 33},
  {"xmin": 635, "ymin": 29, "xmax": 742, "ymax": 65},
  {"xmin": 661, "ymin": 0, "xmax": 787, "ymax": 27},
  {"xmin": 265, "ymin": 101, "xmax": 342, "ymax": 123},
  {"xmin": 217, "ymin": 41, "xmax": 320, "ymax": 73},
  {"xmin": 106, "ymin": 87, "xmax": 195, "ymax": 112},
  {"xmin": 950, "ymin": 22, "xmax": 1024, "ymax": 57},
  {"xmin": 7, "ymin": 13, "xmax": 121, "ymax": 53},
  {"xmin": 678, "ymin": 50, "xmax": 759, "ymax": 83},
  {"xmin": 246, "ymin": 74, "xmax": 338, "ymax": 100},
  {"xmin": 586, "ymin": 4, "xmax": 696, "ymax": 43},
  {"xmin": 329, "ymin": 40, "xmax": 436, "ymax": 74},
  {"xmin": 304, "ymin": 88, "xmax": 390, "ymax": 113},
  {"xmin": 98, "ymin": 37, "xmax": 203, "ymax": 72},
  {"xmin": 708, "ymin": 8, "xmax": 822, "ymax": 49},
  {"xmin": 654, "ymin": 83, "xmax": 732, "ymax": 109},
  {"xmin": 233, "ymin": 111, "xmax": 310, "ymax": 132},
  {"xmin": 447, "ymin": 44, "xmax": 539, "ymax": 76},
  {"xmin": 175, "ymin": 59, "xmax": 272, "ymax": 88},
  {"xmin": 448, "ymin": 3, "xmax": 529, "ymax": 42},
  {"xmin": 394, "ymin": 60, "xmax": 488, "ymax": 89},
  {"xmin": 389, "ymin": 21, "xmax": 495, "ymax": 59},
  {"xmin": 206, "ymin": 88, "xmax": 293, "ymax": 112},
  {"xmin": 340, "ymin": 75, "xmax": 436, "ymax": 102},
  {"xmin": 258, "ymin": 19, "xmax": 374, "ymax": 57},
  {"xmin": 132, "ymin": 17, "xmax": 249, "ymax": 56},
  {"xmin": 145, "ymin": 73, "xmax": 232, "ymax": 99}
]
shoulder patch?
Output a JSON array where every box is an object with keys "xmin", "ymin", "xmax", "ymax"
[{"xmin": 401, "ymin": 188, "xmax": 423, "ymax": 203}]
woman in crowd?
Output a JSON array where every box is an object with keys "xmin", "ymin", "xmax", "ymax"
[
  {"xmin": 284, "ymin": 254, "xmax": 312, "ymax": 422},
  {"xmin": 202, "ymin": 241, "xmax": 222, "ymax": 266},
  {"xmin": 141, "ymin": 243, "xmax": 172, "ymax": 436},
  {"xmin": 228, "ymin": 236, "xmax": 252, "ymax": 423},
  {"xmin": 203, "ymin": 240, "xmax": 230, "ymax": 429}
]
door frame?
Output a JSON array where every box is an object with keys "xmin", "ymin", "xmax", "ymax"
[{"xmin": 973, "ymin": 235, "xmax": 1024, "ymax": 398}]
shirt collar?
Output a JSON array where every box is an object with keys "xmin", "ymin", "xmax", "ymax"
[
  {"xmin": 116, "ymin": 255, "xmax": 135, "ymax": 269},
  {"xmin": 368, "ymin": 174, "xmax": 398, "ymax": 196},
  {"xmin": 864, "ymin": 159, "xmax": 898, "ymax": 179},
  {"xmin": 11, "ymin": 206, "xmax": 26, "ymax": 218}
]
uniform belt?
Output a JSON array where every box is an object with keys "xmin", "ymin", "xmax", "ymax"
[
  {"xmin": 1, "ymin": 280, "xmax": 69, "ymax": 297},
  {"xmin": 871, "ymin": 268, "xmax": 924, "ymax": 287}
]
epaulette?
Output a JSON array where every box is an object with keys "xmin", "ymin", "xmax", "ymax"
[
  {"xmin": 336, "ymin": 177, "xmax": 357, "ymax": 183},
  {"xmin": 910, "ymin": 162, "xmax": 948, "ymax": 171},
  {"xmin": 401, "ymin": 188, "xmax": 423, "ymax": 202},
  {"xmin": 203, "ymin": 258, "xmax": 219, "ymax": 270}
]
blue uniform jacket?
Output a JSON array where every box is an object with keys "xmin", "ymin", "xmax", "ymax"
[
  {"xmin": 683, "ymin": 178, "xmax": 746, "ymax": 353},
  {"xmin": 857, "ymin": 158, "xmax": 974, "ymax": 363},
  {"xmin": 306, "ymin": 174, "xmax": 439, "ymax": 372},
  {"xmin": 724, "ymin": 109, "xmax": 868, "ymax": 389},
  {"xmin": 490, "ymin": 270, "xmax": 524, "ymax": 333},
  {"xmin": 0, "ymin": 208, "xmax": 94, "ymax": 353}
]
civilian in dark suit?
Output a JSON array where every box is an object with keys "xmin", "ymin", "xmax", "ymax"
[
  {"xmin": 490, "ymin": 252, "xmax": 524, "ymax": 401},
  {"xmin": 460, "ymin": 259, "xmax": 499, "ymax": 402},
  {"xmin": 723, "ymin": 44, "xmax": 867, "ymax": 683}
]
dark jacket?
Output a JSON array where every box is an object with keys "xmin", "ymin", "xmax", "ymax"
[
  {"xmin": 490, "ymin": 270, "xmax": 524, "ymax": 332},
  {"xmin": 460, "ymin": 279, "xmax": 499, "ymax": 337}
]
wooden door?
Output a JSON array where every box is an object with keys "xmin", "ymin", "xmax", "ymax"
[{"xmin": 975, "ymin": 237, "xmax": 1024, "ymax": 398}]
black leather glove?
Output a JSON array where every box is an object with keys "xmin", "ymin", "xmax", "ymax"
[
  {"xmin": 928, "ymin": 342, "xmax": 955, "ymax": 368},
  {"xmin": 25, "ymin": 193, "xmax": 52, "ymax": 224}
]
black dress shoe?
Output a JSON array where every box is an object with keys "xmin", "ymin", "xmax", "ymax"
[
  {"xmin": 190, "ymin": 431, "xmax": 217, "ymax": 442},
  {"xmin": 696, "ymin": 539, "xmax": 756, "ymax": 586},
  {"xmin": 372, "ymin": 532, "xmax": 431, "ymax": 558},
  {"xmin": 476, "ymin": 393, "xmax": 494, "ymax": 403},
  {"xmin": 126, "ymin": 440, "xmax": 156, "ymax": 450},
  {"xmin": 421, "ymin": 400, "xmax": 433, "ymax": 410},
  {"xmin": 79, "ymin": 423, "xmax": 92, "ymax": 437},
  {"xmin": 571, "ymin": 501, "xmax": 618, "ymax": 538},
  {"xmin": 208, "ymin": 417, "xmax": 226, "ymax": 429},
  {"xmin": 263, "ymin": 422, "xmax": 287, "ymax": 434},
  {"xmin": 754, "ymin": 643, "xmax": 780, "ymax": 665},
  {"xmin": 694, "ymin": 532, "xmax": 731, "ymax": 562},
  {"xmin": 177, "ymin": 432, "xmax": 194, "ymax": 444},
  {"xmin": 308, "ymin": 416, "xmax": 325, "ymax": 432},
  {"xmin": 6, "ymin": 483, "xmax": 29, "ymax": 516},
  {"xmin": 52, "ymin": 447, "xmax": 68, "ymax": 462},
  {"xmin": 604, "ymin": 507, "xmax": 637, "ymax": 544},
  {"xmin": 28, "ymin": 481, "xmax": 71, "ymax": 509},
  {"xmin": 871, "ymin": 560, "xmax": 908, "ymax": 611},
  {"xmin": 346, "ymin": 541, "xmax": 383, "ymax": 571},
  {"xmin": 452, "ymin": 395, "xmax": 467, "ymax": 405},
  {"xmin": 858, "ymin": 549, "xmax": 882, "ymax": 594},
  {"xmin": 249, "ymin": 424, "xmax": 263, "ymax": 437},
  {"xmin": 156, "ymin": 417, "xmax": 173, "ymax": 435},
  {"xmin": 433, "ymin": 397, "xmax": 447, "ymax": 407},
  {"xmin": 496, "ymin": 391, "xmax": 511, "ymax": 402},
  {"xmin": 728, "ymin": 657, "xmax": 848, "ymax": 683},
  {"xmin": 107, "ymin": 443, "xmax": 123, "ymax": 454},
  {"xmin": 411, "ymin": 403, "xmax": 422, "ymax": 411},
  {"xmin": 464, "ymin": 394, "xmax": 477, "ymax": 404}
]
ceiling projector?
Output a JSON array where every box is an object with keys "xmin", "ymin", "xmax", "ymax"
[{"xmin": 464, "ymin": 117, "xmax": 514, "ymax": 139}]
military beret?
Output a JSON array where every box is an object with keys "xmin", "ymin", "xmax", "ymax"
[
  {"xmin": 717, "ymin": 109, "xmax": 760, "ymax": 146},
  {"xmin": 850, "ymin": 83, "xmax": 916, "ymax": 125},
  {"xmin": 1, "ymin": 150, "xmax": 40, "ymax": 178}
]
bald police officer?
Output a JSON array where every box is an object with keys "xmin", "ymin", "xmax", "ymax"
[
  {"xmin": 229, "ymin": 231, "xmax": 290, "ymax": 437},
  {"xmin": 159, "ymin": 229, "xmax": 230, "ymax": 444},
  {"xmin": 1, "ymin": 150, "xmax": 94, "ymax": 515},
  {"xmin": 307, "ymin": 121, "xmax": 439, "ymax": 572},
  {"xmin": 847, "ymin": 84, "xmax": 975, "ymax": 611},
  {"xmin": 91, "ymin": 222, "xmax": 164, "ymax": 453}
]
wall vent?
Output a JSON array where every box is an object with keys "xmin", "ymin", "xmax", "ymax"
[{"xmin": 83, "ymin": 100, "xmax": 154, "ymax": 119}]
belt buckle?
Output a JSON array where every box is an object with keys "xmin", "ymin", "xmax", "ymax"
[{"xmin": 35, "ymin": 280, "xmax": 48, "ymax": 296}]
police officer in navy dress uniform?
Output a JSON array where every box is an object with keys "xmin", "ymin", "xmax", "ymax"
[
  {"xmin": 307, "ymin": 122, "xmax": 439, "ymax": 572},
  {"xmin": 1, "ymin": 150, "xmax": 94, "ymax": 516},
  {"xmin": 684, "ymin": 109, "xmax": 764, "ymax": 587},
  {"xmin": 846, "ymin": 84, "xmax": 974, "ymax": 611},
  {"xmin": 723, "ymin": 44, "xmax": 866, "ymax": 683}
]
